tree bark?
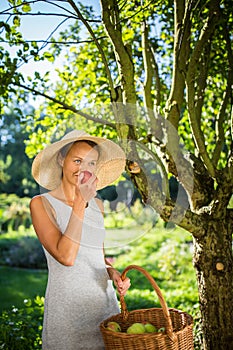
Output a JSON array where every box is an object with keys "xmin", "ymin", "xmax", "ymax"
[
  {"xmin": 193, "ymin": 218, "xmax": 233, "ymax": 350},
  {"xmin": 2, "ymin": 0, "xmax": 232, "ymax": 349}
]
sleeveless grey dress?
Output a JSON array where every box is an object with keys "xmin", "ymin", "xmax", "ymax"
[{"xmin": 41, "ymin": 193, "xmax": 120, "ymax": 350}]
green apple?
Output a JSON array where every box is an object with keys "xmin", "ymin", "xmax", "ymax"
[
  {"xmin": 158, "ymin": 327, "xmax": 165, "ymax": 332},
  {"xmin": 127, "ymin": 323, "xmax": 146, "ymax": 334},
  {"xmin": 144, "ymin": 323, "xmax": 157, "ymax": 333},
  {"xmin": 106, "ymin": 321, "xmax": 121, "ymax": 332}
]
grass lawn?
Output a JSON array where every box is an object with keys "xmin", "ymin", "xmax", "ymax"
[
  {"xmin": 0, "ymin": 266, "xmax": 47, "ymax": 313},
  {"xmin": 0, "ymin": 220, "xmax": 197, "ymax": 314}
]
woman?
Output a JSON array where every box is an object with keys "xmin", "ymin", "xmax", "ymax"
[{"xmin": 30, "ymin": 130, "xmax": 131, "ymax": 350}]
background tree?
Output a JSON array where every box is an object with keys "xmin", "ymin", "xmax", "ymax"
[
  {"xmin": 0, "ymin": 107, "xmax": 38, "ymax": 197},
  {"xmin": 0, "ymin": 1, "xmax": 233, "ymax": 349}
]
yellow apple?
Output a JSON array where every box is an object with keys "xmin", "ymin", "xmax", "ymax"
[
  {"xmin": 144, "ymin": 322, "xmax": 157, "ymax": 333},
  {"xmin": 127, "ymin": 323, "xmax": 145, "ymax": 334},
  {"xmin": 106, "ymin": 321, "xmax": 121, "ymax": 332}
]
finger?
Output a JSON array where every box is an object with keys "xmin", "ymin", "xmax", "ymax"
[
  {"xmin": 88, "ymin": 174, "xmax": 98, "ymax": 187},
  {"xmin": 122, "ymin": 277, "xmax": 130, "ymax": 288},
  {"xmin": 117, "ymin": 278, "xmax": 123, "ymax": 287},
  {"xmin": 117, "ymin": 283, "xmax": 128, "ymax": 294},
  {"xmin": 121, "ymin": 285, "xmax": 131, "ymax": 295},
  {"xmin": 120, "ymin": 279, "xmax": 131, "ymax": 294},
  {"xmin": 114, "ymin": 280, "xmax": 122, "ymax": 291},
  {"xmin": 76, "ymin": 172, "xmax": 85, "ymax": 186}
]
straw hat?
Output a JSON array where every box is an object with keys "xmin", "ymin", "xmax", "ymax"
[{"xmin": 31, "ymin": 130, "xmax": 126, "ymax": 191}]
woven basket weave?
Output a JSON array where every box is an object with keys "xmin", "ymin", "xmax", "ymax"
[{"xmin": 100, "ymin": 265, "xmax": 194, "ymax": 350}]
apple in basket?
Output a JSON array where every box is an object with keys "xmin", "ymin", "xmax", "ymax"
[
  {"xmin": 80, "ymin": 170, "xmax": 92, "ymax": 184},
  {"xmin": 144, "ymin": 322, "xmax": 157, "ymax": 333},
  {"xmin": 158, "ymin": 327, "xmax": 166, "ymax": 333},
  {"xmin": 106, "ymin": 321, "xmax": 121, "ymax": 332},
  {"xmin": 126, "ymin": 323, "xmax": 146, "ymax": 334}
]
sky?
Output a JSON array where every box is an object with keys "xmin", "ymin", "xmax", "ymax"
[{"xmin": 0, "ymin": 0, "xmax": 100, "ymax": 87}]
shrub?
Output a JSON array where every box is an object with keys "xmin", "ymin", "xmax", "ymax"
[
  {"xmin": 104, "ymin": 199, "xmax": 158, "ymax": 229},
  {"xmin": 0, "ymin": 194, "xmax": 31, "ymax": 233},
  {"xmin": 0, "ymin": 235, "xmax": 46, "ymax": 269},
  {"xmin": 6, "ymin": 236, "xmax": 46, "ymax": 269},
  {"xmin": 0, "ymin": 297, "xmax": 44, "ymax": 350}
]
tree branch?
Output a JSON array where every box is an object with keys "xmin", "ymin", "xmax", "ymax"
[
  {"xmin": 212, "ymin": 88, "xmax": 232, "ymax": 166},
  {"xmin": 186, "ymin": 1, "xmax": 221, "ymax": 178},
  {"xmin": 212, "ymin": 10, "xmax": 233, "ymax": 166},
  {"xmin": 141, "ymin": 20, "xmax": 161, "ymax": 134},
  {"xmin": 0, "ymin": 39, "xmax": 105, "ymax": 45},
  {"xmin": 165, "ymin": 0, "xmax": 190, "ymax": 129},
  {"xmin": 195, "ymin": 43, "xmax": 210, "ymax": 129},
  {"xmin": 138, "ymin": 140, "xmax": 170, "ymax": 198},
  {"xmin": 147, "ymin": 186, "xmax": 206, "ymax": 239},
  {"xmin": 2, "ymin": 0, "xmax": 79, "ymax": 19},
  {"xmin": 13, "ymin": 82, "xmax": 116, "ymax": 128},
  {"xmin": 1, "ymin": 11, "xmax": 77, "ymax": 19},
  {"xmin": 100, "ymin": 0, "xmax": 138, "ymax": 147},
  {"xmin": 100, "ymin": 0, "xmax": 136, "ymax": 105},
  {"xmin": 66, "ymin": 0, "xmax": 117, "ymax": 101},
  {"xmin": 141, "ymin": 21, "xmax": 153, "ymax": 111}
]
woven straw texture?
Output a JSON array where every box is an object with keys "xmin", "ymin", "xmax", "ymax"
[{"xmin": 100, "ymin": 265, "xmax": 194, "ymax": 350}]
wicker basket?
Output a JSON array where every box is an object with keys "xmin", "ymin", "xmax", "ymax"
[{"xmin": 100, "ymin": 265, "xmax": 194, "ymax": 350}]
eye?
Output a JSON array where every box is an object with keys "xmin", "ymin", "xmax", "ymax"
[
  {"xmin": 89, "ymin": 161, "xmax": 97, "ymax": 166},
  {"xmin": 74, "ymin": 159, "xmax": 81, "ymax": 164}
]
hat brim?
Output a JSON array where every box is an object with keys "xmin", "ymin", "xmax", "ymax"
[{"xmin": 31, "ymin": 131, "xmax": 126, "ymax": 191}]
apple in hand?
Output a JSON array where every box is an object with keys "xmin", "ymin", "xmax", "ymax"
[
  {"xmin": 106, "ymin": 321, "xmax": 121, "ymax": 332},
  {"xmin": 80, "ymin": 170, "xmax": 92, "ymax": 184}
]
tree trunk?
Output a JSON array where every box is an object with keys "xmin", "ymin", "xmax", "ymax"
[{"xmin": 193, "ymin": 219, "xmax": 233, "ymax": 350}]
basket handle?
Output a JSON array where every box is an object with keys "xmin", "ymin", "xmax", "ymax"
[{"xmin": 120, "ymin": 264, "xmax": 176, "ymax": 342}]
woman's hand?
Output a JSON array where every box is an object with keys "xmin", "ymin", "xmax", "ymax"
[
  {"xmin": 108, "ymin": 268, "xmax": 131, "ymax": 296},
  {"xmin": 76, "ymin": 171, "xmax": 98, "ymax": 203}
]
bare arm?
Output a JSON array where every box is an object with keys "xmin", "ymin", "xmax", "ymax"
[
  {"xmin": 30, "ymin": 195, "xmax": 86, "ymax": 266},
  {"xmin": 104, "ymin": 255, "xmax": 131, "ymax": 296},
  {"xmin": 30, "ymin": 174, "xmax": 97, "ymax": 266}
]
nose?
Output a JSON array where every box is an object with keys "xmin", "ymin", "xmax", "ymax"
[{"xmin": 80, "ymin": 161, "xmax": 93, "ymax": 173}]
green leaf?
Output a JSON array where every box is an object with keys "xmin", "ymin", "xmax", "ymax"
[
  {"xmin": 31, "ymin": 41, "xmax": 38, "ymax": 49},
  {"xmin": 21, "ymin": 3, "xmax": 31, "ymax": 13},
  {"xmin": 34, "ymin": 71, "xmax": 41, "ymax": 79},
  {"xmin": 43, "ymin": 51, "xmax": 55, "ymax": 62},
  {"xmin": 13, "ymin": 15, "xmax": 21, "ymax": 27},
  {"xmin": 23, "ymin": 42, "xmax": 29, "ymax": 51},
  {"xmin": 0, "ymin": 21, "xmax": 11, "ymax": 33}
]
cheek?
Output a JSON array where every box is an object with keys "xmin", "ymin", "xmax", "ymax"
[
  {"xmin": 63, "ymin": 160, "xmax": 80, "ymax": 173},
  {"xmin": 71, "ymin": 164, "xmax": 80, "ymax": 173}
]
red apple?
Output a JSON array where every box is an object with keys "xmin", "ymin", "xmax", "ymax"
[
  {"xmin": 80, "ymin": 170, "xmax": 92, "ymax": 184},
  {"xmin": 106, "ymin": 321, "xmax": 121, "ymax": 332}
]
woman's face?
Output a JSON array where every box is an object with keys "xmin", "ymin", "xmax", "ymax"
[{"xmin": 61, "ymin": 141, "xmax": 99, "ymax": 185}]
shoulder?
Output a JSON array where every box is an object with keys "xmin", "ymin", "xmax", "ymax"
[
  {"xmin": 30, "ymin": 194, "xmax": 56, "ymax": 220},
  {"xmin": 30, "ymin": 194, "xmax": 52, "ymax": 212},
  {"xmin": 30, "ymin": 194, "xmax": 43, "ymax": 207}
]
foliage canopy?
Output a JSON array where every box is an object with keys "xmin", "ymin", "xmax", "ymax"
[{"xmin": 0, "ymin": 1, "xmax": 233, "ymax": 349}]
